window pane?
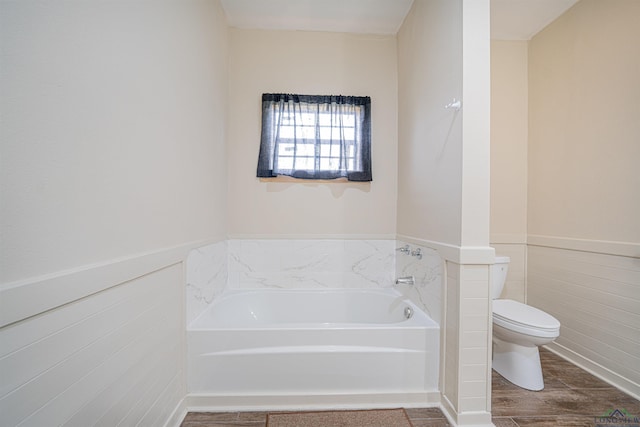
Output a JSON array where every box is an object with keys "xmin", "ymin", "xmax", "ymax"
[
  {"xmin": 340, "ymin": 115, "xmax": 355, "ymax": 127},
  {"xmin": 295, "ymin": 157, "xmax": 314, "ymax": 170},
  {"xmin": 319, "ymin": 127, "xmax": 333, "ymax": 140},
  {"xmin": 279, "ymin": 126, "xmax": 295, "ymax": 139},
  {"xmin": 278, "ymin": 157, "xmax": 293, "ymax": 170},
  {"xmin": 299, "ymin": 126, "xmax": 315, "ymax": 140},
  {"xmin": 277, "ymin": 142, "xmax": 294, "ymax": 155},
  {"xmin": 319, "ymin": 158, "xmax": 338, "ymax": 170},
  {"xmin": 296, "ymin": 143, "xmax": 315, "ymax": 157},
  {"xmin": 300, "ymin": 112, "xmax": 315, "ymax": 126},
  {"xmin": 318, "ymin": 113, "xmax": 331, "ymax": 126},
  {"xmin": 342, "ymin": 128, "xmax": 355, "ymax": 140}
]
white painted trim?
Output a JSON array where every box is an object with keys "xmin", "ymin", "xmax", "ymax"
[
  {"xmin": 182, "ymin": 391, "xmax": 440, "ymax": 413},
  {"xmin": 544, "ymin": 343, "xmax": 640, "ymax": 401},
  {"xmin": 440, "ymin": 395, "xmax": 458, "ymax": 425},
  {"xmin": 397, "ymin": 234, "xmax": 495, "ymax": 264},
  {"xmin": 527, "ymin": 235, "xmax": 640, "ymax": 258},
  {"xmin": 440, "ymin": 396, "xmax": 495, "ymax": 427},
  {"xmin": 227, "ymin": 234, "xmax": 397, "ymax": 240},
  {"xmin": 164, "ymin": 397, "xmax": 189, "ymax": 427},
  {"xmin": 0, "ymin": 238, "xmax": 221, "ymax": 328},
  {"xmin": 461, "ymin": 0, "xmax": 491, "ymax": 248},
  {"xmin": 489, "ymin": 234, "xmax": 527, "ymax": 244}
]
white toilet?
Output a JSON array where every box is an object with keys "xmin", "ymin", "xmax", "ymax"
[{"xmin": 491, "ymin": 256, "xmax": 560, "ymax": 391}]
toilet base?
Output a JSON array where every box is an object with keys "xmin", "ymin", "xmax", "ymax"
[{"xmin": 492, "ymin": 337, "xmax": 544, "ymax": 391}]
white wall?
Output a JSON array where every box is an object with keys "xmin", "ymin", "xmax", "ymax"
[
  {"xmin": 490, "ymin": 40, "xmax": 529, "ymax": 302},
  {"xmin": 490, "ymin": 41, "xmax": 528, "ymax": 243},
  {"xmin": 0, "ymin": 0, "xmax": 229, "ymax": 425},
  {"xmin": 528, "ymin": 0, "xmax": 640, "ymax": 244},
  {"xmin": 398, "ymin": 1, "xmax": 493, "ymax": 425},
  {"xmin": 226, "ymin": 29, "xmax": 398, "ymax": 238},
  {"xmin": 397, "ymin": 0, "xmax": 491, "ymax": 255},
  {"xmin": 397, "ymin": 0, "xmax": 463, "ymax": 247},
  {"xmin": 526, "ymin": 0, "xmax": 640, "ymax": 398},
  {"xmin": 1, "ymin": 1, "xmax": 228, "ymax": 283}
]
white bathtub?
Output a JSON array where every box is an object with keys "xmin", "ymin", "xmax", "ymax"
[{"xmin": 187, "ymin": 288, "xmax": 440, "ymax": 406}]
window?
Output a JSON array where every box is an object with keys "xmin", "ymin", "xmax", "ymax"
[{"xmin": 256, "ymin": 93, "xmax": 372, "ymax": 181}]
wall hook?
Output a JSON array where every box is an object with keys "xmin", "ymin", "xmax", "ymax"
[{"xmin": 445, "ymin": 98, "xmax": 461, "ymax": 111}]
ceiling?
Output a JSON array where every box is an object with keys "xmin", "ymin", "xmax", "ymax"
[
  {"xmin": 219, "ymin": 0, "xmax": 580, "ymax": 40},
  {"xmin": 491, "ymin": 0, "xmax": 578, "ymax": 40},
  {"xmin": 220, "ymin": 0, "xmax": 413, "ymax": 35}
]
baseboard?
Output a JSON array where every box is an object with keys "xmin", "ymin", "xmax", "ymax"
[
  {"xmin": 440, "ymin": 395, "xmax": 457, "ymax": 425},
  {"xmin": 227, "ymin": 234, "xmax": 397, "ymax": 240},
  {"xmin": 164, "ymin": 397, "xmax": 189, "ymax": 427},
  {"xmin": 182, "ymin": 391, "xmax": 440, "ymax": 413},
  {"xmin": 440, "ymin": 395, "xmax": 494, "ymax": 427},
  {"xmin": 545, "ymin": 343, "xmax": 640, "ymax": 400},
  {"xmin": 160, "ymin": 390, "xmax": 500, "ymax": 427}
]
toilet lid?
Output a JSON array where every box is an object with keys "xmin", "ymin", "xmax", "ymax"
[{"xmin": 493, "ymin": 299, "xmax": 560, "ymax": 331}]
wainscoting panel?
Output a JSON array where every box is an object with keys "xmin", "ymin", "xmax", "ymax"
[
  {"xmin": 527, "ymin": 244, "xmax": 640, "ymax": 397},
  {"xmin": 0, "ymin": 261, "xmax": 185, "ymax": 427}
]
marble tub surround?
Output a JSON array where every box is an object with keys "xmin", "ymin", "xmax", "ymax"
[
  {"xmin": 395, "ymin": 241, "xmax": 443, "ymax": 325},
  {"xmin": 186, "ymin": 240, "xmax": 227, "ymax": 324},
  {"xmin": 186, "ymin": 238, "xmax": 444, "ymax": 326},
  {"xmin": 227, "ymin": 239, "xmax": 396, "ymax": 290}
]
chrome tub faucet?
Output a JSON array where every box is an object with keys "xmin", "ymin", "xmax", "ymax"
[{"xmin": 395, "ymin": 276, "xmax": 415, "ymax": 285}]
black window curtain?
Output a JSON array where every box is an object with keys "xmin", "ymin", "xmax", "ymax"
[{"xmin": 257, "ymin": 93, "xmax": 372, "ymax": 181}]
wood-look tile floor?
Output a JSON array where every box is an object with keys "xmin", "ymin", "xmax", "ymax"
[
  {"xmin": 180, "ymin": 348, "xmax": 640, "ymax": 426},
  {"xmin": 492, "ymin": 348, "xmax": 640, "ymax": 426}
]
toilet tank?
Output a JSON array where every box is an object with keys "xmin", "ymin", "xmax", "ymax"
[{"xmin": 491, "ymin": 256, "xmax": 510, "ymax": 299}]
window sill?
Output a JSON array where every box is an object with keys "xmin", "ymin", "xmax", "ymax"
[{"xmin": 259, "ymin": 176, "xmax": 351, "ymax": 184}]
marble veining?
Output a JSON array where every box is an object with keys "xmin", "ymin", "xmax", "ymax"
[
  {"xmin": 186, "ymin": 241, "xmax": 227, "ymax": 324},
  {"xmin": 186, "ymin": 238, "xmax": 443, "ymax": 326},
  {"xmin": 227, "ymin": 239, "xmax": 395, "ymax": 290},
  {"xmin": 395, "ymin": 241, "xmax": 443, "ymax": 325}
]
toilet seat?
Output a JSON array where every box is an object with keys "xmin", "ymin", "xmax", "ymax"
[{"xmin": 493, "ymin": 299, "xmax": 560, "ymax": 338}]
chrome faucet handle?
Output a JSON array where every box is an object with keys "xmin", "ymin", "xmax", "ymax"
[
  {"xmin": 395, "ymin": 276, "xmax": 415, "ymax": 285},
  {"xmin": 411, "ymin": 248, "xmax": 422, "ymax": 260},
  {"xmin": 396, "ymin": 245, "xmax": 410, "ymax": 254}
]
